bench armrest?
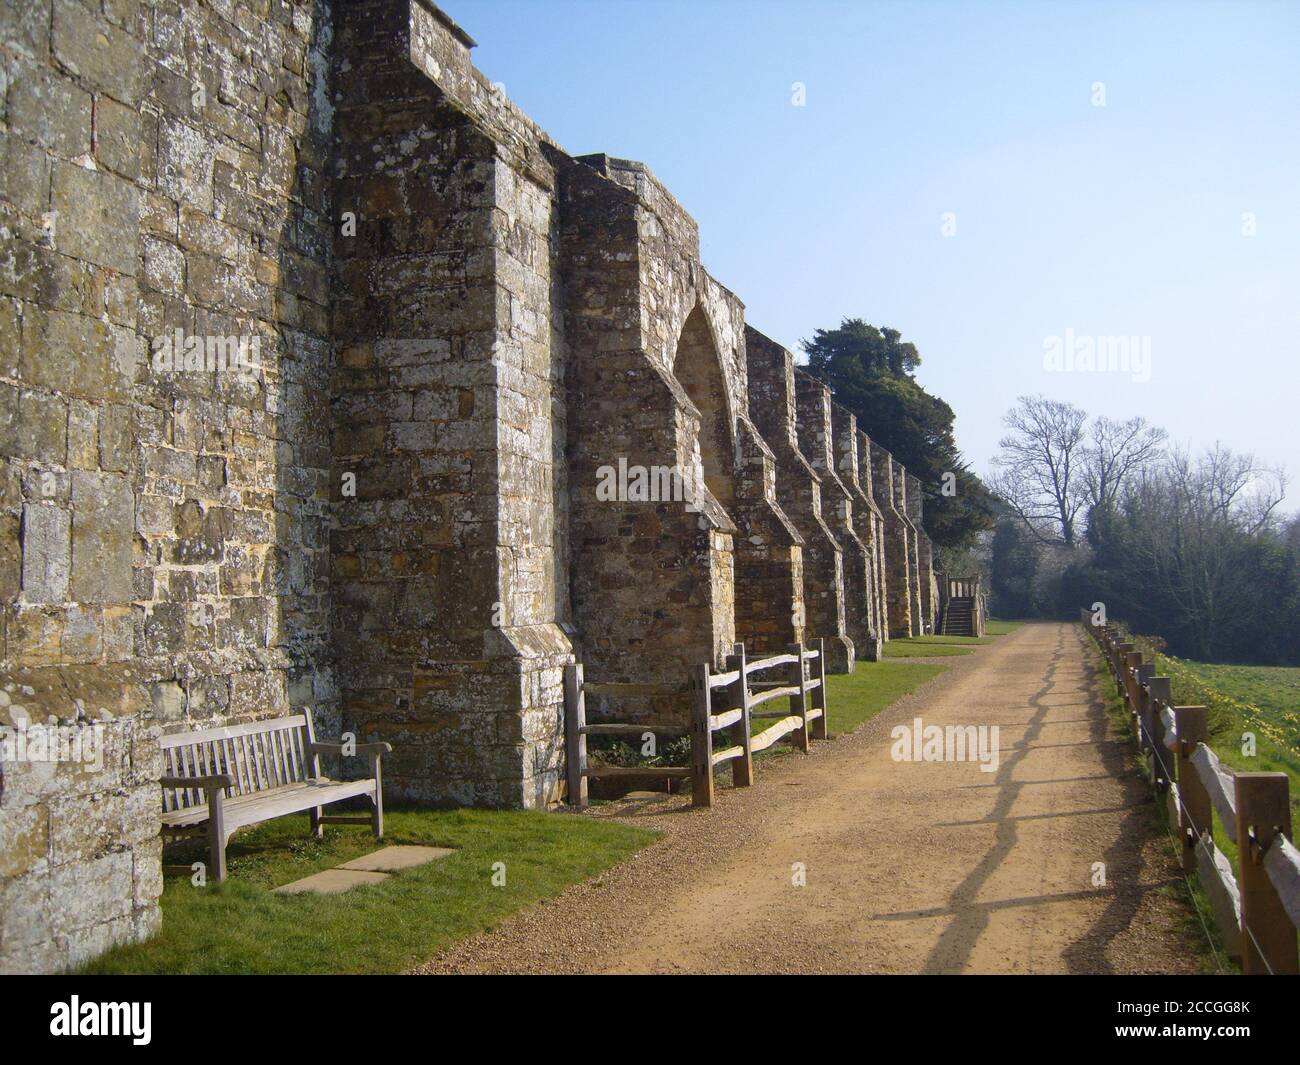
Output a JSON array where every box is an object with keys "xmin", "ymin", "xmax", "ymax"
[
  {"xmin": 160, "ymin": 774, "xmax": 234, "ymax": 791},
  {"xmin": 308, "ymin": 741, "xmax": 392, "ymax": 758}
]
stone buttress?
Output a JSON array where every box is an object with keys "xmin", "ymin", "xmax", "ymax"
[
  {"xmin": 855, "ymin": 430, "xmax": 889, "ymax": 650},
  {"xmin": 906, "ymin": 473, "xmax": 937, "ymax": 634},
  {"xmin": 330, "ymin": 0, "xmax": 573, "ymax": 806},
  {"xmin": 871, "ymin": 441, "xmax": 915, "ymax": 637},
  {"xmin": 744, "ymin": 328, "xmax": 854, "ymax": 672},
  {"xmin": 830, "ymin": 408, "xmax": 884, "ymax": 661},
  {"xmin": 554, "ymin": 152, "xmax": 738, "ymax": 724},
  {"xmin": 793, "ymin": 371, "xmax": 875, "ymax": 665},
  {"xmin": 893, "ymin": 464, "xmax": 924, "ymax": 637}
]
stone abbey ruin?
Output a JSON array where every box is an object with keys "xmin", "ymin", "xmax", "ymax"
[{"xmin": 0, "ymin": 0, "xmax": 968, "ymax": 972}]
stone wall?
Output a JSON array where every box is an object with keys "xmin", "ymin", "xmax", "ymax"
[
  {"xmin": 1, "ymin": 0, "xmax": 945, "ymax": 970},
  {"xmin": 1, "ymin": 0, "xmax": 335, "ymax": 971}
]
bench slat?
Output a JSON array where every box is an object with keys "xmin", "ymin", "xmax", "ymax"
[
  {"xmin": 262, "ymin": 730, "xmax": 276, "ymax": 787},
  {"xmin": 160, "ymin": 778, "xmax": 376, "ymax": 831},
  {"xmin": 274, "ymin": 728, "xmax": 290, "ymax": 785},
  {"xmin": 160, "ymin": 714, "xmax": 308, "ymax": 750},
  {"xmin": 156, "ymin": 716, "xmax": 316, "ymax": 804},
  {"xmin": 267, "ymin": 729, "xmax": 280, "ymax": 787},
  {"xmin": 162, "ymin": 748, "xmax": 174, "ymax": 812},
  {"xmin": 252, "ymin": 733, "xmax": 267, "ymax": 790}
]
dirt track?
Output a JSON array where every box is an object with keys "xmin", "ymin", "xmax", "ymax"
[{"xmin": 416, "ymin": 622, "xmax": 1202, "ymax": 974}]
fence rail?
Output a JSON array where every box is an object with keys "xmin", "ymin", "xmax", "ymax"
[
  {"xmin": 1081, "ymin": 608, "xmax": 1300, "ymax": 974},
  {"xmin": 565, "ymin": 639, "xmax": 829, "ymax": 809}
]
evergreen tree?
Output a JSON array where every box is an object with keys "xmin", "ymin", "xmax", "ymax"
[{"xmin": 802, "ymin": 318, "xmax": 995, "ymax": 553}]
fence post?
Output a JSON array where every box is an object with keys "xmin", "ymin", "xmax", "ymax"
[
  {"xmin": 1114, "ymin": 643, "xmax": 1134, "ymax": 698},
  {"xmin": 1123, "ymin": 651, "xmax": 1143, "ymax": 736},
  {"xmin": 788, "ymin": 640, "xmax": 811, "ymax": 752},
  {"xmin": 1234, "ymin": 772, "xmax": 1298, "ymax": 975},
  {"xmin": 564, "ymin": 662, "xmax": 587, "ymax": 808},
  {"xmin": 690, "ymin": 662, "xmax": 715, "ymax": 808},
  {"xmin": 1174, "ymin": 705, "xmax": 1209, "ymax": 874},
  {"xmin": 810, "ymin": 637, "xmax": 828, "ymax": 740},
  {"xmin": 1135, "ymin": 662, "xmax": 1155, "ymax": 777},
  {"xmin": 1146, "ymin": 677, "xmax": 1172, "ymax": 786},
  {"xmin": 725, "ymin": 643, "xmax": 753, "ymax": 788}
]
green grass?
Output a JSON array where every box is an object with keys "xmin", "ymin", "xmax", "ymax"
[
  {"xmin": 80, "ymin": 808, "xmax": 657, "ymax": 975},
  {"xmin": 1086, "ymin": 646, "xmax": 1234, "ymax": 973},
  {"xmin": 882, "ymin": 637, "xmax": 975, "ymax": 658},
  {"xmin": 822, "ymin": 659, "xmax": 947, "ymax": 735},
  {"xmin": 1121, "ymin": 639, "xmax": 1300, "ymax": 833},
  {"xmin": 1164, "ymin": 659, "xmax": 1300, "ymax": 851},
  {"xmin": 984, "ymin": 619, "xmax": 1024, "ymax": 636}
]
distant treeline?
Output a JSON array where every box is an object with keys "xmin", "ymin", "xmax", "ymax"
[{"xmin": 986, "ymin": 396, "xmax": 1298, "ymax": 666}]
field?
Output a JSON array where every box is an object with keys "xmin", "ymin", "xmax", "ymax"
[
  {"xmin": 1152, "ymin": 654, "xmax": 1300, "ymax": 781},
  {"xmin": 1126, "ymin": 639, "xmax": 1300, "ymax": 889}
]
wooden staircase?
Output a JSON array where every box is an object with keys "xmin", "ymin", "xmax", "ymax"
[{"xmin": 940, "ymin": 596, "xmax": 976, "ymax": 636}]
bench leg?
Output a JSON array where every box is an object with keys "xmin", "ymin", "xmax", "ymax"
[
  {"xmin": 207, "ymin": 787, "xmax": 227, "ymax": 882},
  {"xmin": 371, "ymin": 760, "xmax": 384, "ymax": 840},
  {"xmin": 310, "ymin": 806, "xmax": 323, "ymax": 840},
  {"xmin": 208, "ymin": 819, "xmax": 226, "ymax": 883}
]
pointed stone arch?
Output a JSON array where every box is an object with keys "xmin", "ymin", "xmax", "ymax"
[{"xmin": 672, "ymin": 304, "xmax": 735, "ymax": 507}]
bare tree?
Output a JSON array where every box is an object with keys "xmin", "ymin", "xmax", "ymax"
[
  {"xmin": 1115, "ymin": 445, "xmax": 1286, "ymax": 658},
  {"xmin": 1083, "ymin": 415, "xmax": 1167, "ymax": 510},
  {"xmin": 990, "ymin": 395, "xmax": 1088, "ymax": 545}
]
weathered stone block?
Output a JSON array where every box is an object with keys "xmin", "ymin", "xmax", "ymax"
[
  {"xmin": 92, "ymin": 91, "xmax": 140, "ymax": 179},
  {"xmin": 0, "ymin": 869, "xmax": 52, "ymax": 953},
  {"xmin": 52, "ymin": 162, "xmax": 139, "ymax": 276},
  {"xmin": 21, "ymin": 503, "xmax": 70, "ymax": 603},
  {"xmin": 0, "ymin": 802, "xmax": 50, "ymax": 879},
  {"xmin": 51, "ymin": 0, "xmax": 144, "ymax": 104},
  {"xmin": 0, "ymin": 132, "xmax": 52, "ymax": 218},
  {"xmin": 14, "ymin": 388, "xmax": 68, "ymax": 466},
  {"xmin": 69, "ymin": 472, "xmax": 132, "ymax": 603},
  {"xmin": 5, "ymin": 54, "xmax": 91, "ymax": 156}
]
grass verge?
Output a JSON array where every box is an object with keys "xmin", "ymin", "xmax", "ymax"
[
  {"xmin": 985, "ymin": 619, "xmax": 1024, "ymax": 636},
  {"xmin": 823, "ymin": 659, "xmax": 948, "ymax": 736},
  {"xmin": 80, "ymin": 808, "xmax": 657, "ymax": 975},
  {"xmin": 883, "ymin": 637, "xmax": 975, "ymax": 658},
  {"xmin": 1086, "ymin": 642, "xmax": 1234, "ymax": 973}
]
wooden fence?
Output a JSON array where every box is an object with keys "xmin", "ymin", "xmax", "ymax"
[
  {"xmin": 565, "ymin": 639, "xmax": 829, "ymax": 809},
  {"xmin": 1082, "ymin": 609, "xmax": 1300, "ymax": 974}
]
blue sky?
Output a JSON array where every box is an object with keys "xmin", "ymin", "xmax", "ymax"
[{"xmin": 447, "ymin": 0, "xmax": 1300, "ymax": 498}]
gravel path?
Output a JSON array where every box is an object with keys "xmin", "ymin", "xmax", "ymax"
[{"xmin": 414, "ymin": 622, "xmax": 1202, "ymax": 974}]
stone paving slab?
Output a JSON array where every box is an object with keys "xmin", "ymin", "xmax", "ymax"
[
  {"xmin": 338, "ymin": 845, "xmax": 456, "ymax": 872},
  {"xmin": 273, "ymin": 869, "xmax": 390, "ymax": 895}
]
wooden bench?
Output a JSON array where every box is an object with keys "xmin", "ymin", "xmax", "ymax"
[{"xmin": 159, "ymin": 710, "xmax": 391, "ymax": 881}]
